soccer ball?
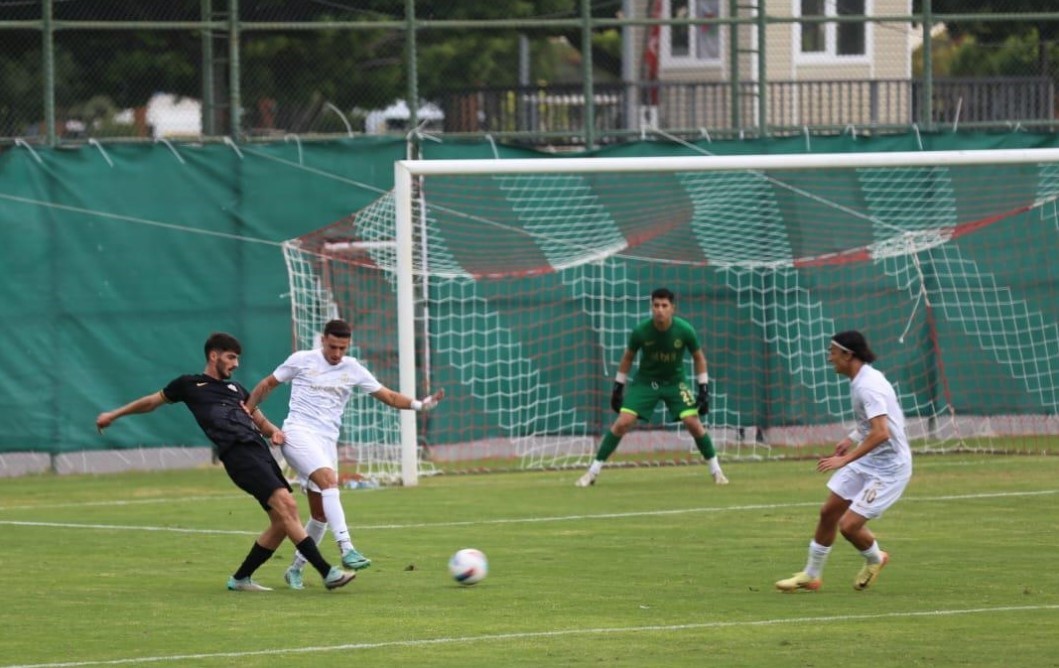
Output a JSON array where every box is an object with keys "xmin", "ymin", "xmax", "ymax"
[{"xmin": 448, "ymin": 548, "xmax": 488, "ymax": 585}]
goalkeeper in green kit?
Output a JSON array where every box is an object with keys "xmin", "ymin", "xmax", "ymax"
[{"xmin": 577, "ymin": 288, "xmax": 729, "ymax": 487}]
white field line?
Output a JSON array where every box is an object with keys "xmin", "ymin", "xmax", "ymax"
[
  {"xmin": 0, "ymin": 489, "xmax": 1055, "ymax": 536},
  {"xmin": 0, "ymin": 454, "xmax": 1033, "ymax": 512},
  {"xmin": 3, "ymin": 604, "xmax": 1058, "ymax": 668},
  {"xmin": 0, "ymin": 495, "xmax": 243, "ymax": 512}
]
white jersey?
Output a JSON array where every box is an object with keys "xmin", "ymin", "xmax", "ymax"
[
  {"xmin": 847, "ymin": 364, "xmax": 912, "ymax": 476},
  {"xmin": 272, "ymin": 349, "xmax": 383, "ymax": 439}
]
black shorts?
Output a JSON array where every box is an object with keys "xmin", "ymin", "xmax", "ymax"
[{"xmin": 220, "ymin": 441, "xmax": 292, "ymax": 511}]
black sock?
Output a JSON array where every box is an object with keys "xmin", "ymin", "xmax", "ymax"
[
  {"xmin": 232, "ymin": 541, "xmax": 275, "ymax": 580},
  {"xmin": 296, "ymin": 537, "xmax": 333, "ymax": 578}
]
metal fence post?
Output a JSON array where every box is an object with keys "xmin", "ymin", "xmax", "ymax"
[
  {"xmin": 201, "ymin": 0, "xmax": 216, "ymax": 136},
  {"xmin": 581, "ymin": 0, "xmax": 595, "ymax": 149},
  {"xmin": 729, "ymin": 0, "xmax": 740, "ymax": 129},
  {"xmin": 922, "ymin": 0, "xmax": 933, "ymax": 129},
  {"xmin": 757, "ymin": 2, "xmax": 767, "ymax": 136},
  {"xmin": 43, "ymin": 0, "xmax": 56, "ymax": 146},
  {"xmin": 228, "ymin": 0, "xmax": 240, "ymax": 140},
  {"xmin": 406, "ymin": 0, "xmax": 419, "ymax": 133}
]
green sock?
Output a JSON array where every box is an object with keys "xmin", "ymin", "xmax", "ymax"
[
  {"xmin": 694, "ymin": 433, "xmax": 716, "ymax": 460},
  {"xmin": 595, "ymin": 431, "xmax": 622, "ymax": 461}
]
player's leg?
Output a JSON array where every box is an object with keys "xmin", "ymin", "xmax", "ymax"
[
  {"xmin": 320, "ymin": 434, "xmax": 372, "ymax": 569},
  {"xmin": 306, "ymin": 466, "xmax": 372, "ymax": 570},
  {"xmin": 219, "ymin": 445, "xmax": 282, "ymax": 591},
  {"xmin": 284, "ymin": 490, "xmax": 327, "ymax": 590},
  {"xmin": 279, "ymin": 432, "xmax": 328, "ymax": 587},
  {"xmin": 269, "ymin": 487, "xmax": 355, "ymax": 590},
  {"xmin": 683, "ymin": 416, "xmax": 728, "ymax": 484},
  {"xmin": 577, "ymin": 411, "xmax": 639, "ymax": 487},
  {"xmin": 223, "ymin": 442, "xmax": 354, "ymax": 591},
  {"xmin": 671, "ymin": 382, "xmax": 727, "ymax": 484},
  {"xmin": 287, "ymin": 429, "xmax": 373, "ymax": 573},
  {"xmin": 578, "ymin": 380, "xmax": 661, "ymax": 486},
  {"xmin": 223, "ymin": 448, "xmax": 342, "ymax": 591},
  {"xmin": 844, "ymin": 470, "xmax": 910, "ymax": 590},
  {"xmin": 775, "ymin": 475, "xmax": 856, "ymax": 592},
  {"xmin": 839, "ymin": 509, "xmax": 890, "ymax": 590},
  {"xmin": 228, "ymin": 518, "xmax": 284, "ymax": 592}
]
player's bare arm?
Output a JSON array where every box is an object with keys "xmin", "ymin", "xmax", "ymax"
[
  {"xmin": 96, "ymin": 391, "xmax": 168, "ymax": 433},
  {"xmin": 692, "ymin": 349, "xmax": 708, "ymax": 377},
  {"xmin": 245, "ymin": 374, "xmax": 281, "ymax": 413},
  {"xmin": 371, "ymin": 387, "xmax": 445, "ymax": 411},
  {"xmin": 817, "ymin": 414, "xmax": 891, "ymax": 472},
  {"xmin": 833, "ymin": 438, "xmax": 854, "ymax": 456},
  {"xmin": 247, "ymin": 403, "xmax": 284, "ymax": 445}
]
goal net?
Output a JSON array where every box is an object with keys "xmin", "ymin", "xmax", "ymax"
[{"xmin": 283, "ymin": 149, "xmax": 1059, "ymax": 485}]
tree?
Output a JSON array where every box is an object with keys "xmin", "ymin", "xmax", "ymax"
[
  {"xmin": 915, "ymin": 1, "xmax": 1059, "ymax": 43},
  {"xmin": 0, "ymin": 0, "xmax": 626, "ymax": 136},
  {"xmin": 913, "ymin": 1, "xmax": 1059, "ymax": 77}
]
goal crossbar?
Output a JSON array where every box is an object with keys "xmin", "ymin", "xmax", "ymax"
[
  {"xmin": 396, "ymin": 148, "xmax": 1059, "ymax": 178},
  {"xmin": 374, "ymin": 148, "xmax": 1059, "ymax": 484}
]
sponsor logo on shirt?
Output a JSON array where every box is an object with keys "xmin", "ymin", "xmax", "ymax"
[{"xmin": 308, "ymin": 384, "xmax": 348, "ymax": 396}]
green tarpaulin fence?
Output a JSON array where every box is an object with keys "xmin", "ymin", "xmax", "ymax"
[{"xmin": 3, "ymin": 131, "xmax": 1058, "ymax": 453}]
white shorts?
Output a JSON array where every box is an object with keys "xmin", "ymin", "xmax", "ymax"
[
  {"xmin": 827, "ymin": 463, "xmax": 911, "ymax": 520},
  {"xmin": 281, "ymin": 426, "xmax": 338, "ymax": 493}
]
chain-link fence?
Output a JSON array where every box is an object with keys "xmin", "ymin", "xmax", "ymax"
[{"xmin": 2, "ymin": 1, "xmax": 1058, "ymax": 147}]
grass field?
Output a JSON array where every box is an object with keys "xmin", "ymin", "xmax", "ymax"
[{"xmin": 1, "ymin": 455, "xmax": 1057, "ymax": 667}]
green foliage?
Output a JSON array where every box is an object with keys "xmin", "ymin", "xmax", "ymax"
[
  {"xmin": 914, "ymin": 26, "xmax": 1059, "ymax": 77},
  {"xmin": 0, "ymin": 50, "xmax": 42, "ymax": 135},
  {"xmin": 0, "ymin": 0, "xmax": 628, "ymax": 134},
  {"xmin": 947, "ymin": 29, "xmax": 1051, "ymax": 76},
  {"xmin": 914, "ymin": 0, "xmax": 1059, "ymax": 42},
  {"xmin": 1, "ymin": 456, "xmax": 1057, "ymax": 666}
]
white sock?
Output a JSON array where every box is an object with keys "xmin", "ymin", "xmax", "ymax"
[
  {"xmin": 321, "ymin": 487, "xmax": 354, "ymax": 553},
  {"xmin": 588, "ymin": 460, "xmax": 603, "ymax": 476},
  {"xmin": 805, "ymin": 540, "xmax": 832, "ymax": 578},
  {"xmin": 706, "ymin": 456, "xmax": 722, "ymax": 475},
  {"xmin": 859, "ymin": 540, "xmax": 883, "ymax": 564},
  {"xmin": 290, "ymin": 518, "xmax": 328, "ymax": 570},
  {"xmin": 307, "ymin": 518, "xmax": 327, "ymax": 544}
]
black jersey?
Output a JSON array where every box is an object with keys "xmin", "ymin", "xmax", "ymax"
[{"xmin": 162, "ymin": 374, "xmax": 264, "ymax": 455}]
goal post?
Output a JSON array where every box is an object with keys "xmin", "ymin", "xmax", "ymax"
[{"xmin": 287, "ymin": 148, "xmax": 1059, "ymax": 486}]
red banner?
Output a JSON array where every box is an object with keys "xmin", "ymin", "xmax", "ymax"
[{"xmin": 642, "ymin": 0, "xmax": 663, "ymax": 106}]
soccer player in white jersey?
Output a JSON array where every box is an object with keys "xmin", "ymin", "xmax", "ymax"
[
  {"xmin": 775, "ymin": 330, "xmax": 912, "ymax": 593},
  {"xmin": 246, "ymin": 319, "xmax": 443, "ymax": 589}
]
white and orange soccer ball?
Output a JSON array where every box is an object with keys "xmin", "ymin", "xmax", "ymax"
[{"xmin": 448, "ymin": 548, "xmax": 488, "ymax": 585}]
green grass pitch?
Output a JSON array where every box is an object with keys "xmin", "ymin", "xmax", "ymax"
[{"xmin": 1, "ymin": 455, "xmax": 1057, "ymax": 667}]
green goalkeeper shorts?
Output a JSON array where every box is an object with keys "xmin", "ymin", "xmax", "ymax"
[{"xmin": 621, "ymin": 378, "xmax": 698, "ymax": 422}]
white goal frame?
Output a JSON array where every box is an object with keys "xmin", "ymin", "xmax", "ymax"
[{"xmin": 392, "ymin": 147, "xmax": 1059, "ymax": 485}]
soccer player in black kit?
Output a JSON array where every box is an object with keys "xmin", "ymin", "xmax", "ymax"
[{"xmin": 96, "ymin": 332, "xmax": 355, "ymax": 591}]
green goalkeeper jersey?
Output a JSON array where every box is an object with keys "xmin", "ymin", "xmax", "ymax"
[{"xmin": 628, "ymin": 316, "xmax": 700, "ymax": 383}]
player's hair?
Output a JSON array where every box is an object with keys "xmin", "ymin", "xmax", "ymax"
[
  {"xmin": 323, "ymin": 319, "xmax": 353, "ymax": 339},
  {"xmin": 831, "ymin": 330, "xmax": 877, "ymax": 364},
  {"xmin": 204, "ymin": 332, "xmax": 242, "ymax": 359},
  {"xmin": 651, "ymin": 287, "xmax": 675, "ymax": 303}
]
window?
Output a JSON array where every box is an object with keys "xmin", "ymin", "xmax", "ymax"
[
  {"xmin": 796, "ymin": 0, "xmax": 868, "ymax": 60},
  {"xmin": 836, "ymin": 0, "xmax": 866, "ymax": 55},
  {"xmin": 800, "ymin": 0, "xmax": 825, "ymax": 53},
  {"xmin": 663, "ymin": 0, "xmax": 722, "ymax": 67}
]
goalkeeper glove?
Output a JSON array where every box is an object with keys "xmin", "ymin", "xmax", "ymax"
[
  {"xmin": 696, "ymin": 382, "xmax": 710, "ymax": 416},
  {"xmin": 610, "ymin": 381, "xmax": 625, "ymax": 414}
]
